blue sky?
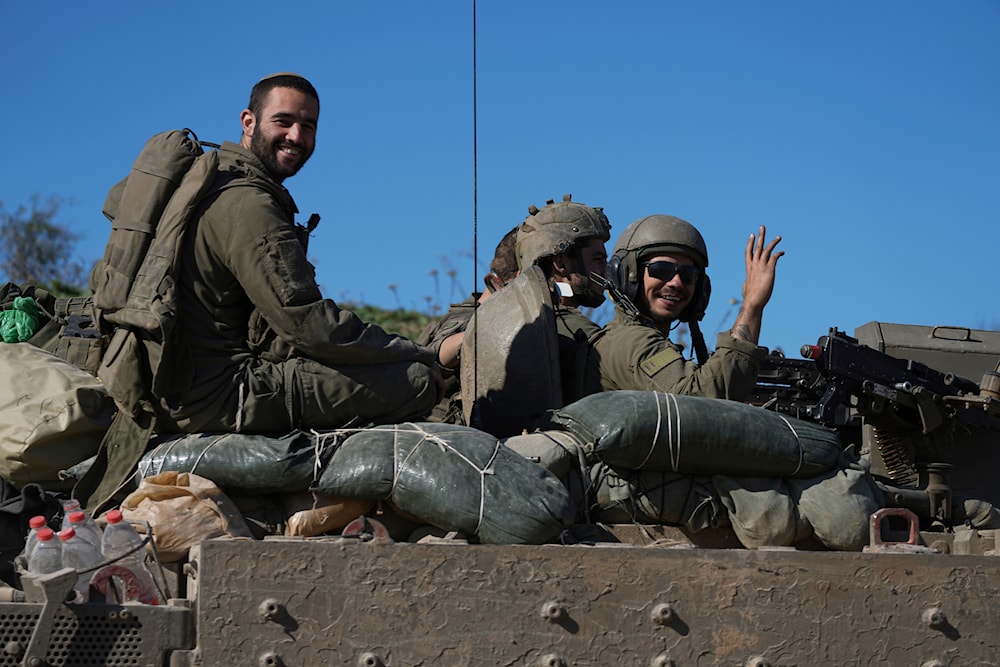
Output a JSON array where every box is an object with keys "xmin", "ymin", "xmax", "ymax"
[{"xmin": 2, "ymin": 1, "xmax": 998, "ymax": 356}]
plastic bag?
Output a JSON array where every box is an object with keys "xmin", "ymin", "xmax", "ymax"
[
  {"xmin": 119, "ymin": 471, "xmax": 255, "ymax": 562},
  {"xmin": 280, "ymin": 491, "xmax": 375, "ymax": 537}
]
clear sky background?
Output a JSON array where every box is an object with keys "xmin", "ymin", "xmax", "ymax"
[{"xmin": 3, "ymin": 1, "xmax": 998, "ymax": 357}]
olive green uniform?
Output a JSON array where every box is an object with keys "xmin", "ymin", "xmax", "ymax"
[
  {"xmin": 553, "ymin": 305, "xmax": 603, "ymax": 404},
  {"xmin": 416, "ymin": 294, "xmax": 479, "ymax": 423},
  {"xmin": 590, "ymin": 309, "xmax": 766, "ymax": 400},
  {"xmin": 161, "ymin": 142, "xmax": 437, "ymax": 433}
]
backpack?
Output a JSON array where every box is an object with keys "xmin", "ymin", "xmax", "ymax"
[
  {"xmin": 92, "ymin": 129, "xmax": 222, "ymax": 418},
  {"xmin": 0, "ymin": 282, "xmax": 104, "ymax": 376},
  {"xmin": 78, "ymin": 130, "xmax": 224, "ymax": 512}
]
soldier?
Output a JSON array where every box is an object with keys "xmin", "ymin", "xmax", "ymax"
[
  {"xmin": 592, "ymin": 215, "xmax": 783, "ymax": 401},
  {"xmin": 159, "ymin": 73, "xmax": 440, "ymax": 433},
  {"xmin": 417, "ymin": 226, "xmax": 520, "ymax": 423},
  {"xmin": 514, "ymin": 194, "xmax": 612, "ymax": 402}
]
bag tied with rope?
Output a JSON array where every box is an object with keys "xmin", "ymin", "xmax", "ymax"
[
  {"xmin": 314, "ymin": 422, "xmax": 576, "ymax": 544},
  {"xmin": 547, "ymin": 390, "xmax": 843, "ymax": 478}
]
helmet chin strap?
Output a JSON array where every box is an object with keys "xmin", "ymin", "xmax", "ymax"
[{"xmin": 689, "ymin": 320, "xmax": 710, "ymax": 365}]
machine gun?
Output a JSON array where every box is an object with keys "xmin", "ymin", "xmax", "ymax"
[{"xmin": 750, "ymin": 327, "xmax": 1000, "ymax": 524}]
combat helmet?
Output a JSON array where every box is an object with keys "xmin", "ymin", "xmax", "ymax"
[
  {"xmin": 606, "ymin": 214, "xmax": 711, "ymax": 323},
  {"xmin": 515, "ymin": 194, "xmax": 612, "ymax": 270}
]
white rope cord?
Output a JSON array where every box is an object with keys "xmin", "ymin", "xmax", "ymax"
[
  {"xmin": 309, "ymin": 428, "xmax": 356, "ymax": 485},
  {"xmin": 777, "ymin": 414, "xmax": 805, "ymax": 477},
  {"xmin": 188, "ymin": 433, "xmax": 230, "ymax": 475},
  {"xmin": 636, "ymin": 392, "xmax": 664, "ymax": 470},
  {"xmin": 636, "ymin": 393, "xmax": 683, "ymax": 472},
  {"xmin": 385, "ymin": 423, "xmax": 499, "ymax": 535},
  {"xmin": 142, "ymin": 435, "xmax": 184, "ymax": 478},
  {"xmin": 666, "ymin": 392, "xmax": 682, "ymax": 472}
]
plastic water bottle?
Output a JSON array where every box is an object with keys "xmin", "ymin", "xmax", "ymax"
[
  {"xmin": 66, "ymin": 510, "xmax": 103, "ymax": 551},
  {"xmin": 60, "ymin": 498, "xmax": 83, "ymax": 530},
  {"xmin": 27, "ymin": 527, "xmax": 62, "ymax": 576},
  {"xmin": 58, "ymin": 527, "xmax": 102, "ymax": 603},
  {"xmin": 100, "ymin": 510, "xmax": 161, "ymax": 604},
  {"xmin": 23, "ymin": 515, "xmax": 49, "ymax": 563}
]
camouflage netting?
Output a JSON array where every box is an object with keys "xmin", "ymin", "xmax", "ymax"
[
  {"xmin": 314, "ymin": 422, "xmax": 576, "ymax": 545},
  {"xmin": 548, "ymin": 390, "xmax": 844, "ymax": 478}
]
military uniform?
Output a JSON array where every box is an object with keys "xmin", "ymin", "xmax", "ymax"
[
  {"xmin": 554, "ymin": 305, "xmax": 603, "ymax": 404},
  {"xmin": 590, "ymin": 310, "xmax": 766, "ymax": 400},
  {"xmin": 416, "ymin": 294, "xmax": 479, "ymax": 423},
  {"xmin": 161, "ymin": 142, "xmax": 437, "ymax": 433}
]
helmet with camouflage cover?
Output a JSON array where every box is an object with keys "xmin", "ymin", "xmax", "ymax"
[
  {"xmin": 606, "ymin": 214, "xmax": 711, "ymax": 323},
  {"xmin": 515, "ymin": 194, "xmax": 612, "ymax": 270}
]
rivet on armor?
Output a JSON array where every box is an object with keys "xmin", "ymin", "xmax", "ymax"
[
  {"xmin": 259, "ymin": 598, "xmax": 284, "ymax": 621},
  {"xmin": 922, "ymin": 606, "xmax": 948, "ymax": 630},
  {"xmin": 539, "ymin": 654, "xmax": 566, "ymax": 667},
  {"xmin": 358, "ymin": 652, "xmax": 385, "ymax": 667},
  {"xmin": 258, "ymin": 651, "xmax": 284, "ymax": 667},
  {"xmin": 540, "ymin": 600, "xmax": 565, "ymax": 622},
  {"xmin": 651, "ymin": 603, "xmax": 676, "ymax": 626}
]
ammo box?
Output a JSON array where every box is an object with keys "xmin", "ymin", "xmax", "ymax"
[{"xmin": 854, "ymin": 321, "xmax": 1000, "ymax": 507}]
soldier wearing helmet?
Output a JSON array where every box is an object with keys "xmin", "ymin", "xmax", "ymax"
[
  {"xmin": 592, "ymin": 215, "xmax": 783, "ymax": 400},
  {"xmin": 515, "ymin": 194, "xmax": 612, "ymax": 401}
]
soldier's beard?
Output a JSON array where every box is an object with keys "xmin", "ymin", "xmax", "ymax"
[
  {"xmin": 569, "ymin": 274, "xmax": 607, "ymax": 309},
  {"xmin": 251, "ymin": 125, "xmax": 311, "ymax": 182}
]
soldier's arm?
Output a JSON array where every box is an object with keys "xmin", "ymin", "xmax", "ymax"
[{"xmin": 730, "ymin": 226, "xmax": 783, "ymax": 345}]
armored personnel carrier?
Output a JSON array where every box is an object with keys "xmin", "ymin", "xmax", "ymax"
[{"xmin": 3, "ymin": 314, "xmax": 999, "ymax": 666}]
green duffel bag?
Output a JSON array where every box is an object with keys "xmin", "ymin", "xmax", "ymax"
[
  {"xmin": 314, "ymin": 422, "xmax": 576, "ymax": 545},
  {"xmin": 549, "ymin": 390, "xmax": 843, "ymax": 478}
]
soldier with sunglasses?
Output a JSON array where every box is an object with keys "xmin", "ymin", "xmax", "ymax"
[{"xmin": 590, "ymin": 214, "xmax": 783, "ymax": 400}]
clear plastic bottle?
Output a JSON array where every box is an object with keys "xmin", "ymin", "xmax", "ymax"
[
  {"xmin": 23, "ymin": 515, "xmax": 49, "ymax": 563},
  {"xmin": 60, "ymin": 498, "xmax": 82, "ymax": 530},
  {"xmin": 27, "ymin": 527, "xmax": 62, "ymax": 576},
  {"xmin": 66, "ymin": 510, "xmax": 103, "ymax": 551},
  {"xmin": 58, "ymin": 527, "xmax": 102, "ymax": 603},
  {"xmin": 99, "ymin": 510, "xmax": 161, "ymax": 604}
]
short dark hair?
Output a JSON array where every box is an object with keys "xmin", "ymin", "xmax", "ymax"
[
  {"xmin": 489, "ymin": 226, "xmax": 520, "ymax": 283},
  {"xmin": 248, "ymin": 73, "xmax": 320, "ymax": 116}
]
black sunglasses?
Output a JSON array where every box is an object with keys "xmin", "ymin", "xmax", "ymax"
[{"xmin": 645, "ymin": 260, "xmax": 701, "ymax": 285}]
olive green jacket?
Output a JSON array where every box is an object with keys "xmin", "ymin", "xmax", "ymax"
[
  {"xmin": 416, "ymin": 294, "xmax": 479, "ymax": 423},
  {"xmin": 554, "ymin": 304, "xmax": 603, "ymax": 404},
  {"xmin": 590, "ymin": 309, "xmax": 766, "ymax": 401},
  {"xmin": 164, "ymin": 142, "xmax": 435, "ymax": 430}
]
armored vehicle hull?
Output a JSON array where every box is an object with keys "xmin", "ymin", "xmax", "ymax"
[{"xmin": 3, "ymin": 320, "xmax": 999, "ymax": 665}]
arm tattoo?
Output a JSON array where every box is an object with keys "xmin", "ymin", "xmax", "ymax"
[{"xmin": 730, "ymin": 324, "xmax": 752, "ymax": 343}]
